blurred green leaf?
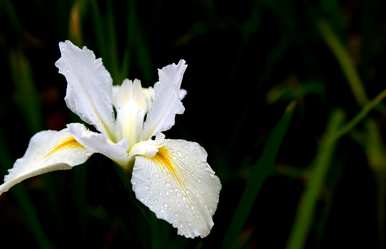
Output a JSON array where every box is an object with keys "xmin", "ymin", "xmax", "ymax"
[
  {"xmin": 365, "ymin": 120, "xmax": 386, "ymax": 248},
  {"xmin": 69, "ymin": 2, "xmax": 81, "ymax": 43},
  {"xmin": 10, "ymin": 51, "xmax": 43, "ymax": 132},
  {"xmin": 223, "ymin": 101, "xmax": 296, "ymax": 249},
  {"xmin": 286, "ymin": 110, "xmax": 345, "ymax": 249},
  {"xmin": 319, "ymin": 17, "xmax": 386, "ymax": 249},
  {"xmin": 0, "ymin": 133, "xmax": 53, "ymax": 249},
  {"xmin": 263, "ymin": 0, "xmax": 296, "ymax": 32},
  {"xmin": 128, "ymin": 0, "xmax": 152, "ymax": 83},
  {"xmin": 89, "ymin": 0, "xmax": 137, "ymax": 84},
  {"xmin": 69, "ymin": 0, "xmax": 87, "ymax": 45},
  {"xmin": 360, "ymin": 0, "xmax": 385, "ymax": 69},
  {"xmin": 9, "ymin": 49, "xmax": 65, "ymax": 243},
  {"xmin": 267, "ymin": 81, "xmax": 324, "ymax": 104},
  {"xmin": 1, "ymin": 0, "xmax": 23, "ymax": 35},
  {"xmin": 106, "ymin": 0, "xmax": 119, "ymax": 80},
  {"xmin": 320, "ymin": 0, "xmax": 344, "ymax": 34},
  {"xmin": 314, "ymin": 156, "xmax": 343, "ymax": 246},
  {"xmin": 90, "ymin": 0, "xmax": 107, "ymax": 61},
  {"xmin": 319, "ymin": 18, "xmax": 386, "ymax": 116},
  {"xmin": 118, "ymin": 48, "xmax": 131, "ymax": 84}
]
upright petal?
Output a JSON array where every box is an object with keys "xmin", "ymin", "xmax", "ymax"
[
  {"xmin": 0, "ymin": 129, "xmax": 91, "ymax": 195},
  {"xmin": 131, "ymin": 139, "xmax": 221, "ymax": 238},
  {"xmin": 55, "ymin": 40, "xmax": 116, "ymax": 140},
  {"xmin": 67, "ymin": 123, "xmax": 129, "ymax": 167},
  {"xmin": 113, "ymin": 79, "xmax": 152, "ymax": 146},
  {"xmin": 142, "ymin": 60, "xmax": 187, "ymax": 139}
]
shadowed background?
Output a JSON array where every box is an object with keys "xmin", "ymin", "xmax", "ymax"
[{"xmin": 0, "ymin": 0, "xmax": 385, "ymax": 248}]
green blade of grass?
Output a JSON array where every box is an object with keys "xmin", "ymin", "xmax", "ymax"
[
  {"xmin": 223, "ymin": 101, "xmax": 296, "ymax": 249},
  {"xmin": 0, "ymin": 133, "xmax": 53, "ymax": 249},
  {"xmin": 286, "ymin": 110, "xmax": 345, "ymax": 249},
  {"xmin": 365, "ymin": 120, "xmax": 386, "ymax": 248},
  {"xmin": 320, "ymin": 20, "xmax": 386, "ymax": 247},
  {"xmin": 319, "ymin": 20, "xmax": 368, "ymax": 106},
  {"xmin": 319, "ymin": 19, "xmax": 386, "ymax": 113},
  {"xmin": 365, "ymin": 120, "xmax": 386, "ymax": 173}
]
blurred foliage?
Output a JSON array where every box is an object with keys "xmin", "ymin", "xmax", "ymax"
[
  {"xmin": 224, "ymin": 101, "xmax": 296, "ymax": 249},
  {"xmin": 287, "ymin": 110, "xmax": 344, "ymax": 249},
  {"xmin": 1, "ymin": 0, "xmax": 386, "ymax": 248}
]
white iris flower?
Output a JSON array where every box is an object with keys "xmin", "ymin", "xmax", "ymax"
[{"xmin": 0, "ymin": 41, "xmax": 221, "ymax": 238}]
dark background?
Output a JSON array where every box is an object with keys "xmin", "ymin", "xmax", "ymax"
[{"xmin": 0, "ymin": 0, "xmax": 385, "ymax": 248}]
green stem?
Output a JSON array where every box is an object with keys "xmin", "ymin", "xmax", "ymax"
[
  {"xmin": 334, "ymin": 89, "xmax": 386, "ymax": 140},
  {"xmin": 286, "ymin": 110, "xmax": 345, "ymax": 249}
]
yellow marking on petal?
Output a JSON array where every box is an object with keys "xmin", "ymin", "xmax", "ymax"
[
  {"xmin": 45, "ymin": 136, "xmax": 83, "ymax": 157},
  {"xmin": 152, "ymin": 147, "xmax": 184, "ymax": 186}
]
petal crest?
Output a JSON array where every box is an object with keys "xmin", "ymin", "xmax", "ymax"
[
  {"xmin": 0, "ymin": 128, "xmax": 91, "ymax": 195},
  {"xmin": 67, "ymin": 123, "xmax": 129, "ymax": 167},
  {"xmin": 131, "ymin": 139, "xmax": 221, "ymax": 238}
]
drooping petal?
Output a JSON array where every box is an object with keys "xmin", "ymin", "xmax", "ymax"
[
  {"xmin": 55, "ymin": 40, "xmax": 116, "ymax": 139},
  {"xmin": 67, "ymin": 123, "xmax": 129, "ymax": 167},
  {"xmin": 113, "ymin": 79, "xmax": 152, "ymax": 146},
  {"xmin": 131, "ymin": 139, "xmax": 221, "ymax": 238},
  {"xmin": 142, "ymin": 60, "xmax": 187, "ymax": 139},
  {"xmin": 0, "ymin": 129, "xmax": 91, "ymax": 195}
]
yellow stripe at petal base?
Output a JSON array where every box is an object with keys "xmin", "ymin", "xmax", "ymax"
[
  {"xmin": 152, "ymin": 147, "xmax": 184, "ymax": 186},
  {"xmin": 45, "ymin": 136, "xmax": 84, "ymax": 157}
]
